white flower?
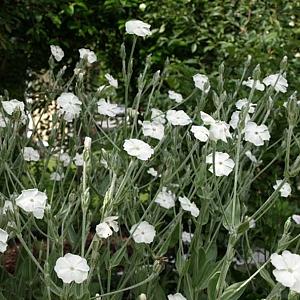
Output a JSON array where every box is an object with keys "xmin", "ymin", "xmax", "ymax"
[
  {"xmin": 74, "ymin": 153, "xmax": 84, "ymax": 166},
  {"xmin": 190, "ymin": 125, "xmax": 209, "ymax": 142},
  {"xmin": 125, "ymin": 20, "xmax": 151, "ymax": 37},
  {"xmin": 182, "ymin": 231, "xmax": 194, "ymax": 244},
  {"xmin": 151, "ymin": 108, "xmax": 165, "ymax": 125},
  {"xmin": 96, "ymin": 216, "xmax": 119, "ymax": 239},
  {"xmin": 244, "ymin": 122, "xmax": 270, "ymax": 146},
  {"xmin": 141, "ymin": 121, "xmax": 164, "ymax": 140},
  {"xmin": 206, "ymin": 152, "xmax": 235, "ymax": 176},
  {"xmin": 147, "ymin": 167, "xmax": 158, "ymax": 177},
  {"xmin": 0, "ymin": 229, "xmax": 8, "ymax": 253},
  {"xmin": 263, "ymin": 73, "xmax": 288, "ymax": 93},
  {"xmin": 200, "ymin": 111, "xmax": 215, "ymax": 125},
  {"xmin": 2, "ymin": 200, "xmax": 13, "ymax": 215},
  {"xmin": 168, "ymin": 90, "xmax": 183, "ymax": 103},
  {"xmin": 167, "ymin": 293, "xmax": 187, "ymax": 300},
  {"xmin": 242, "ymin": 77, "xmax": 265, "ymax": 91},
  {"xmin": 59, "ymin": 153, "xmax": 71, "ymax": 167},
  {"xmin": 2, "ymin": 99, "xmax": 25, "ymax": 115},
  {"xmin": 271, "ymin": 250, "xmax": 300, "ymax": 292},
  {"xmin": 54, "ymin": 253, "xmax": 90, "ymax": 284},
  {"xmin": 15, "ymin": 188, "xmax": 47, "ymax": 219},
  {"xmin": 130, "ymin": 221, "xmax": 156, "ymax": 244},
  {"xmin": 123, "ymin": 139, "xmax": 154, "ymax": 161},
  {"xmin": 235, "ymin": 99, "xmax": 256, "ymax": 114},
  {"xmin": 166, "ymin": 110, "xmax": 192, "ymax": 126},
  {"xmin": 209, "ymin": 121, "xmax": 232, "ymax": 142},
  {"xmin": 155, "ymin": 187, "xmax": 176, "ymax": 209},
  {"xmin": 97, "ymin": 99, "xmax": 122, "ymax": 117},
  {"xmin": 193, "ymin": 74, "xmax": 210, "ymax": 93},
  {"xmin": 56, "ymin": 92, "xmax": 82, "ymax": 122},
  {"xmin": 0, "ymin": 113, "xmax": 8, "ymax": 127},
  {"xmin": 23, "ymin": 147, "xmax": 40, "ymax": 162},
  {"xmin": 229, "ymin": 111, "xmax": 250, "ymax": 129},
  {"xmin": 178, "ymin": 196, "xmax": 199, "ymax": 217},
  {"xmin": 292, "ymin": 215, "xmax": 300, "ymax": 224},
  {"xmin": 50, "ymin": 45, "xmax": 64, "ymax": 62},
  {"xmin": 200, "ymin": 111, "xmax": 231, "ymax": 142},
  {"xmin": 245, "ymin": 150, "xmax": 258, "ymax": 163},
  {"xmin": 79, "ymin": 48, "xmax": 97, "ymax": 64},
  {"xmin": 273, "ymin": 180, "xmax": 292, "ymax": 197},
  {"xmin": 50, "ymin": 172, "xmax": 64, "ymax": 181},
  {"xmin": 105, "ymin": 74, "xmax": 118, "ymax": 88}
]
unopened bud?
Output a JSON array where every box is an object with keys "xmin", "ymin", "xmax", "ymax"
[
  {"xmin": 138, "ymin": 294, "xmax": 147, "ymax": 300},
  {"xmin": 120, "ymin": 43, "xmax": 126, "ymax": 60},
  {"xmin": 252, "ymin": 64, "xmax": 261, "ymax": 80},
  {"xmin": 280, "ymin": 56, "xmax": 288, "ymax": 71}
]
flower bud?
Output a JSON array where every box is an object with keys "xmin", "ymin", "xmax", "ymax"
[
  {"xmin": 252, "ymin": 64, "xmax": 261, "ymax": 80},
  {"xmin": 280, "ymin": 56, "xmax": 288, "ymax": 71},
  {"xmin": 244, "ymin": 55, "xmax": 252, "ymax": 68},
  {"xmin": 139, "ymin": 3, "xmax": 146, "ymax": 11},
  {"xmin": 138, "ymin": 294, "xmax": 147, "ymax": 300},
  {"xmin": 120, "ymin": 43, "xmax": 126, "ymax": 60}
]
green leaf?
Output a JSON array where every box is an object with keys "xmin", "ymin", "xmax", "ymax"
[
  {"xmin": 221, "ymin": 281, "xmax": 247, "ymax": 300},
  {"xmin": 208, "ymin": 271, "xmax": 220, "ymax": 300}
]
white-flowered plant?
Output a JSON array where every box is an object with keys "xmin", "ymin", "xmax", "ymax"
[
  {"xmin": 141, "ymin": 121, "xmax": 164, "ymax": 140},
  {"xmin": 59, "ymin": 152, "xmax": 71, "ymax": 167},
  {"xmin": 273, "ymin": 180, "xmax": 292, "ymax": 197},
  {"xmin": 79, "ymin": 48, "xmax": 97, "ymax": 64},
  {"xmin": 50, "ymin": 172, "xmax": 64, "ymax": 181},
  {"xmin": 50, "ymin": 45, "xmax": 64, "ymax": 62},
  {"xmin": 73, "ymin": 153, "xmax": 84, "ymax": 166},
  {"xmin": 271, "ymin": 251, "xmax": 300, "ymax": 293},
  {"xmin": 15, "ymin": 189, "xmax": 47, "ymax": 219},
  {"xmin": 193, "ymin": 74, "xmax": 210, "ymax": 93},
  {"xmin": 1, "ymin": 20, "xmax": 299, "ymax": 300},
  {"xmin": 166, "ymin": 110, "xmax": 192, "ymax": 126},
  {"xmin": 168, "ymin": 90, "xmax": 183, "ymax": 103},
  {"xmin": 200, "ymin": 111, "xmax": 232, "ymax": 142},
  {"xmin": 263, "ymin": 73, "xmax": 288, "ymax": 93},
  {"xmin": 147, "ymin": 167, "xmax": 158, "ymax": 177},
  {"xmin": 0, "ymin": 229, "xmax": 8, "ymax": 253},
  {"xmin": 23, "ymin": 147, "xmax": 40, "ymax": 162},
  {"xmin": 229, "ymin": 111, "xmax": 250, "ymax": 129},
  {"xmin": 190, "ymin": 125, "xmax": 209, "ymax": 142},
  {"xmin": 96, "ymin": 216, "xmax": 119, "ymax": 239},
  {"xmin": 130, "ymin": 221, "xmax": 156, "ymax": 244},
  {"xmin": 125, "ymin": 20, "xmax": 151, "ymax": 37},
  {"xmin": 244, "ymin": 122, "xmax": 270, "ymax": 146},
  {"xmin": 97, "ymin": 99, "xmax": 122, "ymax": 117},
  {"xmin": 123, "ymin": 139, "xmax": 154, "ymax": 160},
  {"xmin": 54, "ymin": 253, "xmax": 90, "ymax": 284},
  {"xmin": 242, "ymin": 77, "xmax": 265, "ymax": 91},
  {"xmin": 167, "ymin": 293, "xmax": 187, "ymax": 300},
  {"xmin": 105, "ymin": 73, "xmax": 118, "ymax": 88},
  {"xmin": 56, "ymin": 92, "xmax": 82, "ymax": 122},
  {"xmin": 178, "ymin": 196, "xmax": 199, "ymax": 217},
  {"xmin": 206, "ymin": 152, "xmax": 235, "ymax": 176},
  {"xmin": 155, "ymin": 187, "xmax": 176, "ymax": 209},
  {"xmin": 235, "ymin": 98, "xmax": 256, "ymax": 114},
  {"xmin": 181, "ymin": 231, "xmax": 194, "ymax": 244},
  {"xmin": 151, "ymin": 108, "xmax": 165, "ymax": 124}
]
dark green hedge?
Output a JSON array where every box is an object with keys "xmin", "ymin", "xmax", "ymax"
[{"xmin": 0, "ymin": 0, "xmax": 299, "ymax": 97}]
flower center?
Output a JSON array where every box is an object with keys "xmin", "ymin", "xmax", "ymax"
[
  {"xmin": 70, "ymin": 266, "xmax": 75, "ymax": 271},
  {"xmin": 30, "ymin": 198, "xmax": 34, "ymax": 202}
]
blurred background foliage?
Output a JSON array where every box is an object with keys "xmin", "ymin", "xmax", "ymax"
[{"xmin": 0, "ymin": 0, "xmax": 299, "ymax": 98}]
